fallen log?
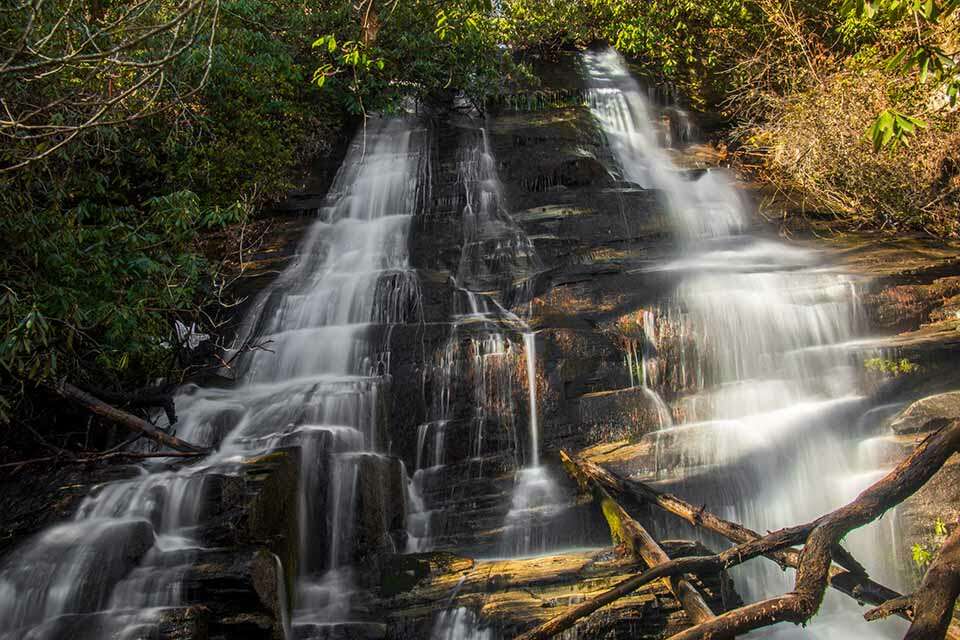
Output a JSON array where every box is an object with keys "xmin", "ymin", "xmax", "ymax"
[
  {"xmin": 575, "ymin": 456, "xmax": 909, "ymax": 621},
  {"xmin": 668, "ymin": 419, "xmax": 960, "ymax": 640},
  {"xmin": 514, "ymin": 547, "xmax": 752, "ymax": 640},
  {"xmin": 83, "ymin": 382, "xmax": 178, "ymax": 425},
  {"xmin": 561, "ymin": 451, "xmax": 714, "ymax": 624},
  {"xmin": 521, "ymin": 420, "xmax": 960, "ymax": 640},
  {"xmin": 49, "ymin": 379, "xmax": 207, "ymax": 454}
]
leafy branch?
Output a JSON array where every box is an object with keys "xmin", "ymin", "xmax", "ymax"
[{"xmin": 842, "ymin": 0, "xmax": 960, "ymax": 149}]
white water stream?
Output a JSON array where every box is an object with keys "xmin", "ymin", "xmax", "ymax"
[
  {"xmin": 584, "ymin": 48, "xmax": 905, "ymax": 639},
  {"xmin": 0, "ymin": 118, "xmax": 428, "ymax": 639}
]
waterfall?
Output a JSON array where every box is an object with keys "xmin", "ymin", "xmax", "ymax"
[
  {"xmin": 583, "ymin": 48, "xmax": 905, "ymax": 638},
  {"xmin": 0, "ymin": 118, "xmax": 428, "ymax": 639},
  {"xmin": 404, "ymin": 126, "xmax": 565, "ymax": 559},
  {"xmin": 523, "ymin": 332, "xmax": 540, "ymax": 467}
]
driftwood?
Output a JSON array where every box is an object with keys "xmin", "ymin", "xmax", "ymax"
[
  {"xmin": 520, "ymin": 420, "xmax": 960, "ymax": 640},
  {"xmin": 575, "ymin": 456, "xmax": 910, "ymax": 620},
  {"xmin": 560, "ymin": 451, "xmax": 714, "ymax": 624},
  {"xmin": 49, "ymin": 379, "xmax": 207, "ymax": 453}
]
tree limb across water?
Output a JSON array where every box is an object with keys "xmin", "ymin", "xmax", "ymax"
[
  {"xmin": 575, "ymin": 456, "xmax": 908, "ymax": 618},
  {"xmin": 560, "ymin": 451, "xmax": 715, "ymax": 625},
  {"xmin": 519, "ymin": 420, "xmax": 960, "ymax": 640},
  {"xmin": 49, "ymin": 379, "xmax": 207, "ymax": 454}
]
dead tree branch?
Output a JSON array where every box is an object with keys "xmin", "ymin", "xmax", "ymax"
[
  {"xmin": 520, "ymin": 420, "xmax": 960, "ymax": 640},
  {"xmin": 668, "ymin": 419, "xmax": 960, "ymax": 640},
  {"xmin": 560, "ymin": 451, "xmax": 715, "ymax": 624},
  {"xmin": 0, "ymin": 449, "xmax": 204, "ymax": 471},
  {"xmin": 48, "ymin": 379, "xmax": 207, "ymax": 453},
  {"xmin": 575, "ymin": 456, "xmax": 910, "ymax": 620}
]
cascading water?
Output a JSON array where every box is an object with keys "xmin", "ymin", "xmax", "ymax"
[
  {"xmin": 583, "ymin": 48, "xmax": 905, "ymax": 638},
  {"xmin": 421, "ymin": 126, "xmax": 576, "ymax": 639},
  {"xmin": 409, "ymin": 126, "xmax": 565, "ymax": 563},
  {"xmin": 457, "ymin": 127, "xmax": 564, "ymax": 559},
  {"xmin": 0, "ymin": 118, "xmax": 428, "ymax": 639}
]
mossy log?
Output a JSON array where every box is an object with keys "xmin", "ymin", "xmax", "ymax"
[{"xmin": 524, "ymin": 450, "xmax": 715, "ymax": 639}]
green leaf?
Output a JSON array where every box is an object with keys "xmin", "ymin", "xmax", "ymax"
[
  {"xmin": 935, "ymin": 517, "xmax": 948, "ymax": 536},
  {"xmin": 885, "ymin": 47, "xmax": 911, "ymax": 72}
]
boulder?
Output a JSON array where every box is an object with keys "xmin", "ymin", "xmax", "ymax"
[
  {"xmin": 184, "ymin": 547, "xmax": 286, "ymax": 640},
  {"xmin": 890, "ymin": 390, "xmax": 960, "ymax": 434},
  {"xmin": 890, "ymin": 391, "xmax": 960, "ymax": 435},
  {"xmin": 888, "ymin": 392, "xmax": 960, "ymax": 586}
]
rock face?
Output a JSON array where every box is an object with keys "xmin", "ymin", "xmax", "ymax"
[
  {"xmin": 890, "ymin": 391, "xmax": 960, "ymax": 434},
  {"xmin": 888, "ymin": 393, "xmax": 960, "ymax": 588}
]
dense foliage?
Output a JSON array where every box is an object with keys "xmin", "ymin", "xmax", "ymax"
[
  {"xmin": 0, "ymin": 0, "xmax": 343, "ymax": 427},
  {"xmin": 1, "ymin": 0, "xmax": 957, "ymax": 436}
]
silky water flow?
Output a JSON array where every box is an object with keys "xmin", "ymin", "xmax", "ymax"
[
  {"xmin": 0, "ymin": 117, "xmax": 429, "ymax": 639},
  {"xmin": 583, "ymin": 48, "xmax": 906, "ymax": 639}
]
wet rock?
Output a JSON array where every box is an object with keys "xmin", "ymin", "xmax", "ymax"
[
  {"xmin": 355, "ymin": 454, "xmax": 407, "ymax": 561},
  {"xmin": 863, "ymin": 276, "xmax": 960, "ymax": 333},
  {"xmin": 157, "ymin": 606, "xmax": 212, "ymax": 640},
  {"xmin": 198, "ymin": 449, "xmax": 299, "ymax": 603},
  {"xmin": 294, "ymin": 621, "xmax": 387, "ymax": 640},
  {"xmin": 184, "ymin": 548, "xmax": 285, "ymax": 639},
  {"xmin": 9, "ymin": 606, "xmax": 210, "ymax": 640},
  {"xmin": 0, "ymin": 464, "xmax": 141, "ymax": 558},
  {"xmin": 554, "ymin": 155, "xmax": 611, "ymax": 187},
  {"xmin": 890, "ymin": 390, "xmax": 960, "ymax": 434},
  {"xmin": 888, "ymin": 392, "xmax": 960, "ymax": 586},
  {"xmin": 575, "ymin": 387, "xmax": 670, "ymax": 442}
]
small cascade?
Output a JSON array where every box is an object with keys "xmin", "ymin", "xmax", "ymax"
[
  {"xmin": 498, "ymin": 331, "xmax": 565, "ymax": 557},
  {"xmin": 523, "ymin": 332, "xmax": 541, "ymax": 466},
  {"xmin": 428, "ymin": 574, "xmax": 492, "ymax": 640},
  {"xmin": 456, "ymin": 127, "xmax": 542, "ymax": 306},
  {"xmin": 0, "ymin": 118, "xmax": 429, "ymax": 640},
  {"xmin": 408, "ymin": 126, "xmax": 568, "ymax": 561},
  {"xmin": 583, "ymin": 48, "xmax": 904, "ymax": 637},
  {"xmin": 430, "ymin": 607, "xmax": 493, "ymax": 640}
]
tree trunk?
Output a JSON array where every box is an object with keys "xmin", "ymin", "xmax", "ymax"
[
  {"xmin": 50, "ymin": 379, "xmax": 206, "ymax": 453},
  {"xmin": 905, "ymin": 523, "xmax": 960, "ymax": 640},
  {"xmin": 561, "ymin": 451, "xmax": 715, "ymax": 624}
]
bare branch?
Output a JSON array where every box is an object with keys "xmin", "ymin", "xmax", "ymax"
[{"xmin": 521, "ymin": 421, "xmax": 960, "ymax": 639}]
